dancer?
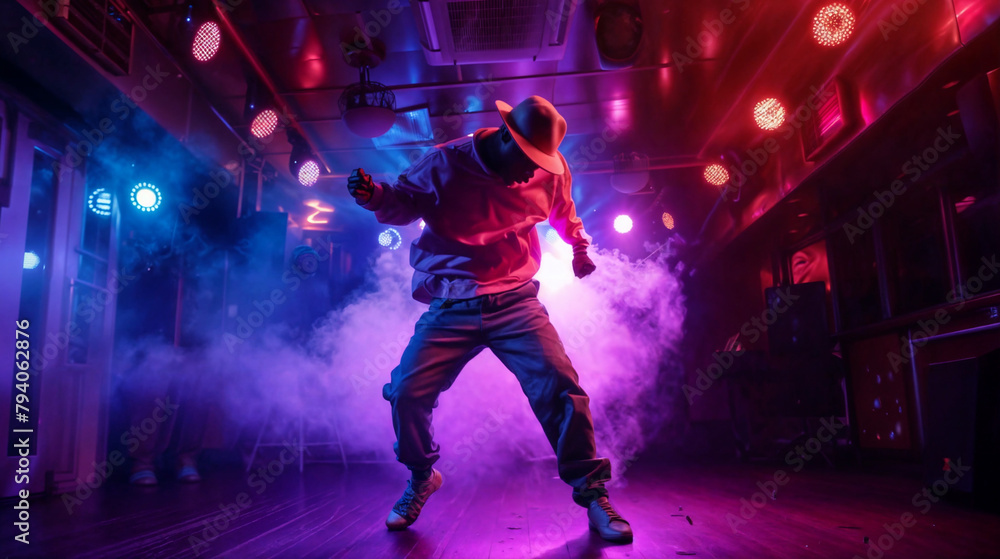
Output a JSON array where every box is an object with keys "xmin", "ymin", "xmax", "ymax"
[{"xmin": 348, "ymin": 95, "xmax": 632, "ymax": 543}]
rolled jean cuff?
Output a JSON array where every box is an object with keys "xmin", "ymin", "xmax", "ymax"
[{"xmin": 572, "ymin": 484, "xmax": 610, "ymax": 507}]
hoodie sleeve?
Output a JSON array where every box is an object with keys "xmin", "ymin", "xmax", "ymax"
[
  {"xmin": 363, "ymin": 150, "xmax": 444, "ymax": 226},
  {"xmin": 548, "ymin": 155, "xmax": 591, "ymax": 254}
]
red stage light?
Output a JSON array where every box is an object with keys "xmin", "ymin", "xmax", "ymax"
[
  {"xmin": 251, "ymin": 109, "xmax": 279, "ymax": 138},
  {"xmin": 298, "ymin": 160, "xmax": 320, "ymax": 186},
  {"xmin": 754, "ymin": 98, "xmax": 786, "ymax": 131},
  {"xmin": 812, "ymin": 4, "xmax": 855, "ymax": 47},
  {"xmin": 703, "ymin": 164, "xmax": 729, "ymax": 185},
  {"xmin": 192, "ymin": 22, "xmax": 221, "ymax": 62},
  {"xmin": 662, "ymin": 212, "xmax": 675, "ymax": 230}
]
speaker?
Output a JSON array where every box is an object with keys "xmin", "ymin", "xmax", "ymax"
[
  {"xmin": 924, "ymin": 348, "xmax": 1000, "ymax": 511},
  {"xmin": 223, "ymin": 212, "xmax": 289, "ymax": 339},
  {"xmin": 235, "ymin": 211, "xmax": 288, "ymax": 273},
  {"xmin": 765, "ymin": 281, "xmax": 830, "ymax": 356},
  {"xmin": 957, "ymin": 68, "xmax": 1000, "ymax": 180}
]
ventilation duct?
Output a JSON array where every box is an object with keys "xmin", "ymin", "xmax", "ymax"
[
  {"xmin": 411, "ymin": 0, "xmax": 578, "ymax": 66},
  {"xmin": 51, "ymin": 0, "xmax": 133, "ymax": 76}
]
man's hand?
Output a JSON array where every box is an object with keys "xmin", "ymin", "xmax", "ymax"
[
  {"xmin": 348, "ymin": 168, "xmax": 375, "ymax": 205},
  {"xmin": 573, "ymin": 251, "xmax": 596, "ymax": 278}
]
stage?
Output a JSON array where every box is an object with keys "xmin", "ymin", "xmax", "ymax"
[{"xmin": 3, "ymin": 455, "xmax": 998, "ymax": 559}]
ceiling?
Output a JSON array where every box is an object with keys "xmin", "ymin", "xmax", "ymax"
[
  {"xmin": 5, "ymin": 0, "xmax": 1000, "ymax": 253},
  {"xmin": 132, "ymin": 0, "xmax": 804, "ymax": 245}
]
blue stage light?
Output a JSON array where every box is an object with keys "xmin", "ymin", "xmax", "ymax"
[
  {"xmin": 23, "ymin": 252, "xmax": 40, "ymax": 270},
  {"xmin": 130, "ymin": 182, "xmax": 162, "ymax": 212},
  {"xmin": 88, "ymin": 188, "xmax": 112, "ymax": 217},
  {"xmin": 378, "ymin": 228, "xmax": 402, "ymax": 250}
]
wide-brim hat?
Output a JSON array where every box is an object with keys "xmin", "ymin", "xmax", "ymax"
[{"xmin": 495, "ymin": 96, "xmax": 567, "ymax": 174}]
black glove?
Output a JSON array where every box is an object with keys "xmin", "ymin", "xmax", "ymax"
[
  {"xmin": 573, "ymin": 249, "xmax": 596, "ymax": 278},
  {"xmin": 348, "ymin": 168, "xmax": 375, "ymax": 205}
]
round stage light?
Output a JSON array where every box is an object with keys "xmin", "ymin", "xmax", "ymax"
[
  {"xmin": 23, "ymin": 251, "xmax": 40, "ymax": 270},
  {"xmin": 754, "ymin": 98, "xmax": 786, "ymax": 131},
  {"xmin": 662, "ymin": 212, "xmax": 675, "ymax": 230},
  {"xmin": 130, "ymin": 182, "xmax": 162, "ymax": 212},
  {"xmin": 812, "ymin": 4, "xmax": 855, "ymax": 47},
  {"xmin": 88, "ymin": 188, "xmax": 112, "ymax": 217},
  {"xmin": 192, "ymin": 21, "xmax": 222, "ymax": 62},
  {"xmin": 298, "ymin": 160, "xmax": 320, "ymax": 187},
  {"xmin": 378, "ymin": 228, "xmax": 403, "ymax": 250},
  {"xmin": 614, "ymin": 214, "xmax": 633, "ymax": 234},
  {"xmin": 250, "ymin": 109, "xmax": 279, "ymax": 139},
  {"xmin": 703, "ymin": 164, "xmax": 729, "ymax": 186}
]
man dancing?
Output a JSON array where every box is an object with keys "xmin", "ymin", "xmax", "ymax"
[{"xmin": 347, "ymin": 95, "xmax": 632, "ymax": 544}]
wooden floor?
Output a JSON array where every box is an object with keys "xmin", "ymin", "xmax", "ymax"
[{"xmin": 2, "ymin": 456, "xmax": 999, "ymax": 559}]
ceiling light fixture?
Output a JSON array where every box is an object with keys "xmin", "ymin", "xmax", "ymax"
[
  {"xmin": 812, "ymin": 4, "xmax": 855, "ymax": 47},
  {"xmin": 338, "ymin": 39, "xmax": 397, "ymax": 138},
  {"xmin": 754, "ymin": 98, "xmax": 786, "ymax": 131},
  {"xmin": 250, "ymin": 108, "xmax": 280, "ymax": 139},
  {"xmin": 614, "ymin": 215, "xmax": 633, "ymax": 233},
  {"xmin": 192, "ymin": 21, "xmax": 222, "ymax": 62},
  {"xmin": 703, "ymin": 164, "xmax": 729, "ymax": 186},
  {"xmin": 662, "ymin": 212, "xmax": 675, "ymax": 230},
  {"xmin": 288, "ymin": 129, "xmax": 322, "ymax": 187}
]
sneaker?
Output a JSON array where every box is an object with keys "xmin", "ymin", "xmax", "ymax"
[
  {"xmin": 385, "ymin": 469, "xmax": 443, "ymax": 531},
  {"xmin": 177, "ymin": 465, "xmax": 202, "ymax": 483},
  {"xmin": 587, "ymin": 497, "xmax": 633, "ymax": 544},
  {"xmin": 129, "ymin": 469, "xmax": 158, "ymax": 486}
]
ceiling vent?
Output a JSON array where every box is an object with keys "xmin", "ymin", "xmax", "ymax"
[
  {"xmin": 411, "ymin": 0, "xmax": 578, "ymax": 66},
  {"xmin": 800, "ymin": 77, "xmax": 860, "ymax": 162},
  {"xmin": 51, "ymin": 0, "xmax": 133, "ymax": 76}
]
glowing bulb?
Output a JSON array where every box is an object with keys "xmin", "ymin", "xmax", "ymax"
[
  {"xmin": 251, "ymin": 109, "xmax": 279, "ymax": 139},
  {"xmin": 662, "ymin": 212, "xmax": 675, "ymax": 230},
  {"xmin": 23, "ymin": 251, "xmax": 40, "ymax": 270},
  {"xmin": 192, "ymin": 22, "xmax": 222, "ymax": 62},
  {"xmin": 754, "ymin": 98, "xmax": 786, "ymax": 131},
  {"xmin": 812, "ymin": 4, "xmax": 855, "ymax": 47},
  {"xmin": 88, "ymin": 188, "xmax": 112, "ymax": 216},
  {"xmin": 130, "ymin": 182, "xmax": 161, "ymax": 212},
  {"xmin": 378, "ymin": 228, "xmax": 402, "ymax": 250},
  {"xmin": 614, "ymin": 215, "xmax": 633, "ymax": 234},
  {"xmin": 298, "ymin": 160, "xmax": 320, "ymax": 186},
  {"xmin": 703, "ymin": 164, "xmax": 729, "ymax": 186}
]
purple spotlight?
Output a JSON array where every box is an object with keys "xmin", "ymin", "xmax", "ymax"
[{"xmin": 614, "ymin": 215, "xmax": 633, "ymax": 234}]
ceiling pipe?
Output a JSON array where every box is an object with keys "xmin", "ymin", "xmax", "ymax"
[
  {"xmin": 211, "ymin": 4, "xmax": 332, "ymax": 174},
  {"xmin": 574, "ymin": 158, "xmax": 708, "ymax": 175},
  {"xmin": 300, "ymin": 158, "xmax": 707, "ymax": 179},
  {"xmin": 283, "ymin": 61, "xmax": 694, "ymax": 96}
]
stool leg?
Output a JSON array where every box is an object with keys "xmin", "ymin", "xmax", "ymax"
[{"xmin": 247, "ymin": 407, "xmax": 272, "ymax": 473}]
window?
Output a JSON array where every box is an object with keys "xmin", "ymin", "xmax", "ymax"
[
  {"xmin": 947, "ymin": 162, "xmax": 1000, "ymax": 298},
  {"xmin": 828, "ymin": 226, "xmax": 881, "ymax": 330},
  {"xmin": 880, "ymin": 180, "xmax": 951, "ymax": 316}
]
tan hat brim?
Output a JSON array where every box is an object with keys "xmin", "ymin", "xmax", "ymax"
[{"xmin": 495, "ymin": 100, "xmax": 565, "ymax": 174}]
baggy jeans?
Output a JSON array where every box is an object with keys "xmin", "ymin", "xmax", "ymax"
[{"xmin": 382, "ymin": 280, "xmax": 611, "ymax": 505}]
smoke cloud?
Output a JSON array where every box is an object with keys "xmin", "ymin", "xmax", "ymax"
[{"xmin": 113, "ymin": 235, "xmax": 686, "ymax": 485}]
